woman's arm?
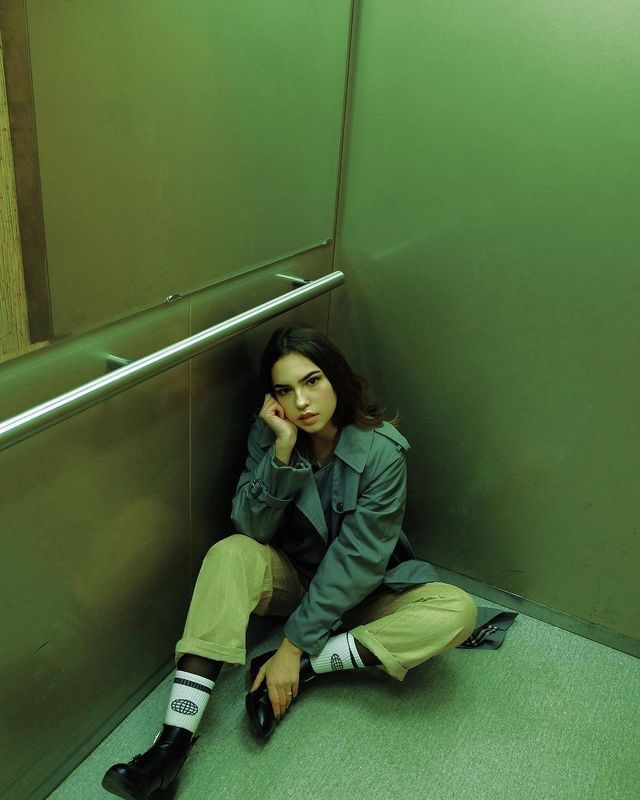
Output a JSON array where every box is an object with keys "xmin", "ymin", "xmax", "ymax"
[
  {"xmin": 283, "ymin": 450, "xmax": 408, "ymax": 655},
  {"xmin": 230, "ymin": 416, "xmax": 311, "ymax": 543}
]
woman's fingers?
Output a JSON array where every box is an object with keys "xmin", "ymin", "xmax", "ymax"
[
  {"xmin": 279, "ymin": 687, "xmax": 288, "ymax": 717},
  {"xmin": 257, "ymin": 647, "xmax": 299, "ymax": 720},
  {"xmin": 250, "ymin": 666, "xmax": 265, "ymax": 693},
  {"xmin": 266, "ymin": 683, "xmax": 296, "ymax": 720},
  {"xmin": 268, "ymin": 684, "xmax": 282, "ymax": 719},
  {"xmin": 261, "ymin": 393, "xmax": 284, "ymax": 422}
]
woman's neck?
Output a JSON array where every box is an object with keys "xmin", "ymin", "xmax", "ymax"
[
  {"xmin": 301, "ymin": 423, "xmax": 340, "ymax": 463},
  {"xmin": 307, "ymin": 426, "xmax": 339, "ymax": 451},
  {"xmin": 309, "ymin": 419, "xmax": 339, "ymax": 448}
]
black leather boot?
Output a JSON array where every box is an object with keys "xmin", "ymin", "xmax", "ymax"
[
  {"xmin": 245, "ymin": 649, "xmax": 316, "ymax": 738},
  {"xmin": 101, "ymin": 724, "xmax": 196, "ymax": 799}
]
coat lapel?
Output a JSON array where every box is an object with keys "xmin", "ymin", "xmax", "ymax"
[{"xmin": 257, "ymin": 421, "xmax": 374, "ymax": 545}]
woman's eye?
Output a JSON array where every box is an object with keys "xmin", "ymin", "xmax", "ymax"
[{"xmin": 275, "ymin": 377, "xmax": 319, "ymax": 395}]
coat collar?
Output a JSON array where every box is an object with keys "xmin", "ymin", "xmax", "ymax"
[{"xmin": 257, "ymin": 418, "xmax": 373, "ymax": 474}]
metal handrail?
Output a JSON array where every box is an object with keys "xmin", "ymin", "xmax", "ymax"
[{"xmin": 0, "ymin": 271, "xmax": 344, "ymax": 452}]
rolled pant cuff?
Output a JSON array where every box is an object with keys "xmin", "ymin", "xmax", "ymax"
[
  {"xmin": 350, "ymin": 626, "xmax": 408, "ymax": 682},
  {"xmin": 175, "ymin": 637, "xmax": 245, "ymax": 667}
]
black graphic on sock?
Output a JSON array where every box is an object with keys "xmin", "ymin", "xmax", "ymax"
[
  {"xmin": 171, "ymin": 698, "xmax": 199, "ymax": 715},
  {"xmin": 330, "ymin": 653, "xmax": 345, "ymax": 671}
]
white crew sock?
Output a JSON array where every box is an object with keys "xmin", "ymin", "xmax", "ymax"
[
  {"xmin": 163, "ymin": 670, "xmax": 215, "ymax": 734},
  {"xmin": 308, "ymin": 631, "xmax": 366, "ymax": 674}
]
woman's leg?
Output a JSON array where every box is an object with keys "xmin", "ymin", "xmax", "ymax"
[
  {"xmin": 175, "ymin": 654, "xmax": 223, "ymax": 681},
  {"xmin": 342, "ymin": 582, "xmax": 478, "ymax": 682},
  {"xmin": 102, "ymin": 533, "xmax": 294, "ymax": 799},
  {"xmin": 174, "ymin": 533, "xmax": 306, "ymax": 670}
]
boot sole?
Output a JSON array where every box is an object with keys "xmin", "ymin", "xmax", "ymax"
[{"xmin": 101, "ymin": 768, "xmax": 142, "ymax": 800}]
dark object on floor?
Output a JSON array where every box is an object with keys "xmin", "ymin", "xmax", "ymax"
[{"xmin": 458, "ymin": 607, "xmax": 518, "ymax": 649}]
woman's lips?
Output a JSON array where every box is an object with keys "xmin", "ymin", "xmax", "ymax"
[{"xmin": 299, "ymin": 414, "xmax": 318, "ymax": 424}]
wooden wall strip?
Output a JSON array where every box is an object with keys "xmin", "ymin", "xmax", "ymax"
[
  {"xmin": 0, "ymin": 26, "xmax": 30, "ymax": 362},
  {"xmin": 0, "ymin": 1, "xmax": 52, "ymax": 350}
]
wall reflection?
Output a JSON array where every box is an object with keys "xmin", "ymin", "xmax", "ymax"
[{"xmin": 0, "ymin": 0, "xmax": 349, "ymax": 365}]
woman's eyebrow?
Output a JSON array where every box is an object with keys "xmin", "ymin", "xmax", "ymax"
[{"xmin": 273, "ymin": 370, "xmax": 321, "ymax": 389}]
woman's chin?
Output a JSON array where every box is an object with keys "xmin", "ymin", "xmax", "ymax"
[{"xmin": 296, "ymin": 421, "xmax": 316, "ymax": 431}]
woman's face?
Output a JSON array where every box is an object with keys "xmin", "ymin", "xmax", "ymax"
[{"xmin": 271, "ymin": 352, "xmax": 338, "ymax": 437}]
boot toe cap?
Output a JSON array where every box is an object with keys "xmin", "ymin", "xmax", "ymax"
[
  {"xmin": 245, "ymin": 686, "xmax": 277, "ymax": 738},
  {"xmin": 101, "ymin": 764, "xmax": 145, "ymax": 800}
]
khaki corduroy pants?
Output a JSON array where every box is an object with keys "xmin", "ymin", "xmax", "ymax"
[{"xmin": 175, "ymin": 534, "xmax": 477, "ymax": 681}]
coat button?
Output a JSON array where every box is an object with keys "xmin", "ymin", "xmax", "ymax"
[{"xmin": 337, "ymin": 502, "xmax": 344, "ymax": 512}]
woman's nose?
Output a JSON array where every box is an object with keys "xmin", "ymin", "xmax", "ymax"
[{"xmin": 295, "ymin": 391, "xmax": 309, "ymax": 408}]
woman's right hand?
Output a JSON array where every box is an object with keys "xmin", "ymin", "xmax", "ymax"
[{"xmin": 259, "ymin": 393, "xmax": 298, "ymax": 443}]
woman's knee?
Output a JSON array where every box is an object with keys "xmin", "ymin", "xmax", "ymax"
[
  {"xmin": 206, "ymin": 532, "xmax": 262, "ymax": 559},
  {"xmin": 197, "ymin": 534, "xmax": 265, "ymax": 575},
  {"xmin": 450, "ymin": 587, "xmax": 478, "ymax": 640}
]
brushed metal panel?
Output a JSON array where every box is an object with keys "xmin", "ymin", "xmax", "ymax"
[
  {"xmin": 0, "ymin": 297, "xmax": 189, "ymax": 422},
  {"xmin": 24, "ymin": 0, "xmax": 351, "ymax": 338},
  {"xmin": 333, "ymin": 1, "xmax": 640, "ymax": 641},
  {"xmin": 189, "ymin": 247, "xmax": 335, "ymax": 588},
  {"xmin": 0, "ymin": 302, "xmax": 190, "ymax": 800}
]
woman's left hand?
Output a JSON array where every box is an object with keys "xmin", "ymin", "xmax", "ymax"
[{"xmin": 250, "ymin": 643, "xmax": 302, "ymax": 720}]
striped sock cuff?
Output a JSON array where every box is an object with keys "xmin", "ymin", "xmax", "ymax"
[
  {"xmin": 164, "ymin": 670, "xmax": 215, "ymax": 734},
  {"xmin": 309, "ymin": 631, "xmax": 365, "ymax": 674},
  {"xmin": 173, "ymin": 673, "xmax": 215, "ymax": 694}
]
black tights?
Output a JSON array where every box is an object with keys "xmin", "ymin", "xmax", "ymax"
[
  {"xmin": 176, "ymin": 654, "xmax": 224, "ymax": 682},
  {"xmin": 176, "ymin": 640, "xmax": 380, "ymax": 680}
]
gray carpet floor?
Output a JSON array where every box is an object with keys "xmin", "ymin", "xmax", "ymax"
[{"xmin": 47, "ymin": 594, "xmax": 639, "ymax": 800}]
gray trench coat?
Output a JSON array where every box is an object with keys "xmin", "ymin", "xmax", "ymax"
[{"xmin": 230, "ymin": 414, "xmax": 442, "ymax": 655}]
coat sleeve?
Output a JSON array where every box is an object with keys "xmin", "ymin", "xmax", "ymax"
[
  {"xmin": 283, "ymin": 450, "xmax": 408, "ymax": 655},
  {"xmin": 230, "ymin": 416, "xmax": 311, "ymax": 543}
]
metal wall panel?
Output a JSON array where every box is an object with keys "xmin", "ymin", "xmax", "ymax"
[
  {"xmin": 1, "ymin": 1, "xmax": 350, "ymax": 793},
  {"xmin": 0, "ymin": 301, "xmax": 191, "ymax": 799},
  {"xmin": 24, "ymin": 0, "xmax": 350, "ymax": 338},
  {"xmin": 332, "ymin": 1, "xmax": 640, "ymax": 640},
  {"xmin": 0, "ymin": 244, "xmax": 339, "ymax": 798}
]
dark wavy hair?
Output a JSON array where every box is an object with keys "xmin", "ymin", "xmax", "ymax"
[{"xmin": 259, "ymin": 324, "xmax": 400, "ymax": 430}]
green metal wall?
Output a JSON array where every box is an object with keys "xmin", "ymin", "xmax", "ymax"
[
  {"xmin": 0, "ymin": 2, "xmax": 350, "ymax": 797},
  {"xmin": 331, "ymin": 1, "xmax": 640, "ymax": 639},
  {"xmin": 25, "ymin": 0, "xmax": 349, "ymax": 338}
]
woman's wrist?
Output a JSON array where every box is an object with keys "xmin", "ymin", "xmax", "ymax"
[
  {"xmin": 274, "ymin": 438, "xmax": 295, "ymax": 464},
  {"xmin": 281, "ymin": 636, "xmax": 303, "ymax": 655}
]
